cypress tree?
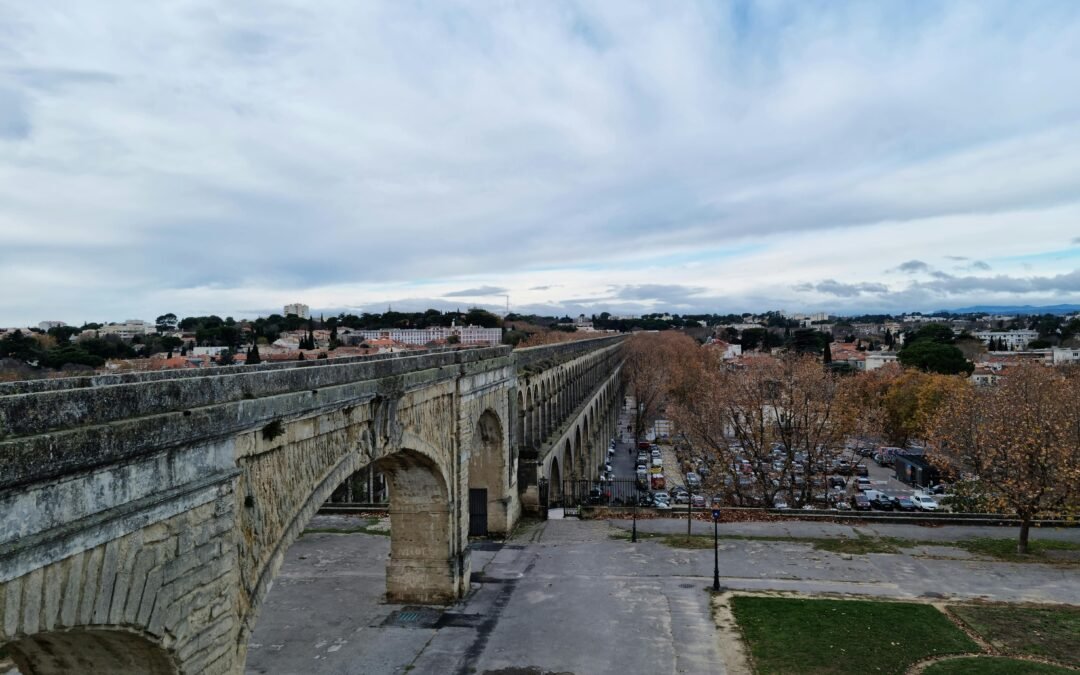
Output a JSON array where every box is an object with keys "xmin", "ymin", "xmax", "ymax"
[{"xmin": 823, "ymin": 341, "xmax": 832, "ymax": 364}]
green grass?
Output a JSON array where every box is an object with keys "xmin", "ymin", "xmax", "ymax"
[
  {"xmin": 730, "ymin": 597, "xmax": 978, "ymax": 675},
  {"xmin": 922, "ymin": 657, "xmax": 1076, "ymax": 674},
  {"xmin": 950, "ymin": 605, "xmax": 1080, "ymax": 666},
  {"xmin": 955, "ymin": 538, "xmax": 1080, "ymax": 564}
]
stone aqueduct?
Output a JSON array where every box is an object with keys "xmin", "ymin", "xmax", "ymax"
[{"xmin": 0, "ymin": 336, "xmax": 624, "ymax": 674}]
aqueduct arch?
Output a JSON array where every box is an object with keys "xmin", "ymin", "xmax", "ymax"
[
  {"xmin": 0, "ymin": 336, "xmax": 625, "ymax": 674},
  {"xmin": 5, "ymin": 628, "xmax": 177, "ymax": 675}
]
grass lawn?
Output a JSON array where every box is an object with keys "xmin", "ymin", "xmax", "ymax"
[
  {"xmin": 950, "ymin": 604, "xmax": 1080, "ymax": 666},
  {"xmin": 922, "ymin": 657, "xmax": 1077, "ymax": 674},
  {"xmin": 954, "ymin": 538, "xmax": 1080, "ymax": 565},
  {"xmin": 730, "ymin": 597, "xmax": 978, "ymax": 674}
]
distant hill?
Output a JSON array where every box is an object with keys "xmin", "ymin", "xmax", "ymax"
[{"xmin": 941, "ymin": 304, "xmax": 1080, "ymax": 315}]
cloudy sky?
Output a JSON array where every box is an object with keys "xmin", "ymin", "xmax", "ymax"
[{"xmin": 2, "ymin": 1, "xmax": 1079, "ymax": 325}]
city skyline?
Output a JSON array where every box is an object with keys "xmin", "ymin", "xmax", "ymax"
[{"xmin": 2, "ymin": 2, "xmax": 1080, "ymax": 325}]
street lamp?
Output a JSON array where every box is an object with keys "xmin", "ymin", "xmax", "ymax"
[
  {"xmin": 632, "ymin": 486, "xmax": 639, "ymax": 543},
  {"xmin": 712, "ymin": 508, "xmax": 721, "ymax": 592}
]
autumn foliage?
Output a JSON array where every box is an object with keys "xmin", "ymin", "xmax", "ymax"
[{"xmin": 926, "ymin": 363, "xmax": 1080, "ymax": 552}]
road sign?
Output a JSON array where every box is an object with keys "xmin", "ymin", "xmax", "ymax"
[{"xmin": 711, "ymin": 509, "xmax": 721, "ymax": 521}]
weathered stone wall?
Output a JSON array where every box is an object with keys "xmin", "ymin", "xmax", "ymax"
[
  {"xmin": 1, "ymin": 480, "xmax": 241, "ymax": 674},
  {"xmin": 0, "ymin": 340, "xmax": 621, "ymax": 673}
]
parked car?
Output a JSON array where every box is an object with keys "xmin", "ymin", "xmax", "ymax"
[
  {"xmin": 856, "ymin": 477, "xmax": 872, "ymax": 491},
  {"xmin": 604, "ymin": 462, "xmax": 612, "ymax": 473},
  {"xmin": 850, "ymin": 494, "xmax": 871, "ymax": 511},
  {"xmin": 650, "ymin": 473, "xmax": 666, "ymax": 490},
  {"xmin": 829, "ymin": 476, "xmax": 847, "ymax": 489},
  {"xmin": 587, "ymin": 487, "xmax": 604, "ymax": 505},
  {"xmin": 911, "ymin": 494, "xmax": 939, "ymax": 511},
  {"xmin": 710, "ymin": 494, "xmax": 725, "ymax": 507},
  {"xmin": 672, "ymin": 491, "xmax": 691, "ymax": 505},
  {"xmin": 636, "ymin": 492, "xmax": 655, "ymax": 507},
  {"xmin": 691, "ymin": 494, "xmax": 706, "ymax": 507},
  {"xmin": 834, "ymin": 499, "xmax": 852, "ymax": 511},
  {"xmin": 870, "ymin": 494, "xmax": 894, "ymax": 510},
  {"xmin": 685, "ymin": 472, "xmax": 701, "ymax": 488},
  {"xmin": 892, "ymin": 496, "xmax": 917, "ymax": 512},
  {"xmin": 854, "ymin": 464, "xmax": 869, "ymax": 477},
  {"xmin": 651, "ymin": 456, "xmax": 664, "ymax": 468},
  {"xmin": 772, "ymin": 496, "xmax": 790, "ymax": 510}
]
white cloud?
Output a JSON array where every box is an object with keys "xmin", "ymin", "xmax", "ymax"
[{"xmin": 1, "ymin": 1, "xmax": 1080, "ymax": 324}]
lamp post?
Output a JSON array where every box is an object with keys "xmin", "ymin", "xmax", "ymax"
[
  {"xmin": 632, "ymin": 486, "xmax": 639, "ymax": 543},
  {"xmin": 712, "ymin": 508, "xmax": 721, "ymax": 592}
]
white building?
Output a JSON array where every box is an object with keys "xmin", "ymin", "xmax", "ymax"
[
  {"xmin": 974, "ymin": 329, "xmax": 1039, "ymax": 350},
  {"xmin": 1052, "ymin": 347, "xmax": 1080, "ymax": 365},
  {"xmin": 37, "ymin": 321, "xmax": 66, "ymax": 331},
  {"xmin": 865, "ymin": 352, "xmax": 898, "ymax": 371},
  {"xmin": 349, "ymin": 325, "xmax": 502, "ymax": 346},
  {"xmin": 284, "ymin": 303, "xmax": 310, "ymax": 320},
  {"xmin": 99, "ymin": 320, "xmax": 153, "ymax": 340},
  {"xmin": 190, "ymin": 346, "xmax": 230, "ymax": 357}
]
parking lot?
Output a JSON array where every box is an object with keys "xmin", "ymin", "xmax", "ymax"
[{"xmin": 605, "ymin": 398, "xmax": 952, "ymax": 516}]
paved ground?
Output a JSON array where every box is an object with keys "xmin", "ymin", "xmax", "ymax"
[{"xmin": 245, "ymin": 515, "xmax": 1080, "ymax": 675}]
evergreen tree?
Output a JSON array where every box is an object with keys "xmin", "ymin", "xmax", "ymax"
[
  {"xmin": 823, "ymin": 341, "xmax": 832, "ymax": 364},
  {"xmin": 248, "ymin": 344, "xmax": 261, "ymax": 365},
  {"xmin": 298, "ymin": 351, "xmax": 305, "ymax": 361}
]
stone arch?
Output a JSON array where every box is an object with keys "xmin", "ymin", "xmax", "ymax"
[
  {"xmin": 375, "ymin": 444, "xmax": 457, "ymax": 603},
  {"xmin": 469, "ymin": 409, "xmax": 508, "ymax": 535},
  {"xmin": 573, "ymin": 426, "xmax": 584, "ymax": 480},
  {"xmin": 5, "ymin": 627, "xmax": 178, "ymax": 675},
  {"xmin": 529, "ymin": 384, "xmax": 540, "ymax": 447},
  {"xmin": 518, "ymin": 389, "xmax": 527, "ymax": 449},
  {"xmin": 549, "ymin": 455, "xmax": 562, "ymax": 504}
]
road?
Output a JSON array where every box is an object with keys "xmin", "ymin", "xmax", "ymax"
[{"xmin": 246, "ymin": 515, "xmax": 1080, "ymax": 675}]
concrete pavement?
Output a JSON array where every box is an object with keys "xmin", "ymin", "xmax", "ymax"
[{"xmin": 246, "ymin": 514, "xmax": 1079, "ymax": 675}]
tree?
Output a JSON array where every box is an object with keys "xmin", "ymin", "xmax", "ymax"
[
  {"xmin": 671, "ymin": 353, "xmax": 853, "ymax": 508},
  {"xmin": 155, "ymin": 313, "xmax": 178, "ymax": 333},
  {"xmin": 217, "ymin": 350, "xmax": 234, "ymax": 366},
  {"xmin": 622, "ymin": 332, "xmax": 699, "ymax": 448},
  {"xmin": 446, "ymin": 334, "xmax": 461, "ymax": 345},
  {"xmin": 823, "ymin": 341, "xmax": 832, "ymax": 364},
  {"xmin": 898, "ymin": 340, "xmax": 973, "ymax": 375},
  {"xmin": 926, "ymin": 364, "xmax": 1080, "ymax": 553},
  {"xmin": 247, "ymin": 344, "xmax": 261, "ymax": 365}
]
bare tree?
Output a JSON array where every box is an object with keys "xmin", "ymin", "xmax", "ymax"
[{"xmin": 927, "ymin": 363, "xmax": 1080, "ymax": 553}]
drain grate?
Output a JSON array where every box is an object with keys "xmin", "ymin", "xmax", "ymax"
[
  {"xmin": 382, "ymin": 607, "xmax": 443, "ymax": 628},
  {"xmin": 679, "ymin": 583, "xmax": 696, "ymax": 589},
  {"xmin": 437, "ymin": 613, "xmax": 486, "ymax": 628}
]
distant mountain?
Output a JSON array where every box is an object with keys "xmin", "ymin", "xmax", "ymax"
[{"xmin": 940, "ymin": 304, "xmax": 1080, "ymax": 315}]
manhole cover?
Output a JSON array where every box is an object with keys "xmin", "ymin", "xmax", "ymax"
[
  {"xmin": 383, "ymin": 607, "xmax": 442, "ymax": 628},
  {"xmin": 679, "ymin": 583, "xmax": 695, "ymax": 589}
]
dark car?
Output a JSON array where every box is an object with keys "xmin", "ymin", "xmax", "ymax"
[
  {"xmin": 892, "ymin": 496, "xmax": 916, "ymax": 512},
  {"xmin": 850, "ymin": 494, "xmax": 871, "ymax": 510},
  {"xmin": 587, "ymin": 487, "xmax": 604, "ymax": 505},
  {"xmin": 870, "ymin": 494, "xmax": 894, "ymax": 510},
  {"xmin": 828, "ymin": 476, "xmax": 847, "ymax": 489},
  {"xmin": 854, "ymin": 464, "xmax": 869, "ymax": 477},
  {"xmin": 637, "ymin": 492, "xmax": 655, "ymax": 507}
]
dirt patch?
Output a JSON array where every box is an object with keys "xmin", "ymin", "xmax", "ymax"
[{"xmin": 711, "ymin": 592, "xmax": 753, "ymax": 675}]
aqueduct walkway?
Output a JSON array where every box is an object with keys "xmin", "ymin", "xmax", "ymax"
[{"xmin": 0, "ymin": 336, "xmax": 623, "ymax": 674}]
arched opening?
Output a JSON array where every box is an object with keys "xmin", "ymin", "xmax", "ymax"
[
  {"xmin": 5, "ymin": 628, "xmax": 177, "ymax": 675},
  {"xmin": 375, "ymin": 448, "xmax": 457, "ymax": 604},
  {"xmin": 468, "ymin": 410, "xmax": 508, "ymax": 536},
  {"xmin": 549, "ymin": 455, "xmax": 562, "ymax": 504}
]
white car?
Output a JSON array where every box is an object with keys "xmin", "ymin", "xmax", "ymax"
[
  {"xmin": 651, "ymin": 456, "xmax": 664, "ymax": 468},
  {"xmin": 911, "ymin": 494, "xmax": 939, "ymax": 511}
]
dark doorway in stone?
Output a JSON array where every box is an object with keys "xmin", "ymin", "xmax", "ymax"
[{"xmin": 469, "ymin": 488, "xmax": 488, "ymax": 536}]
